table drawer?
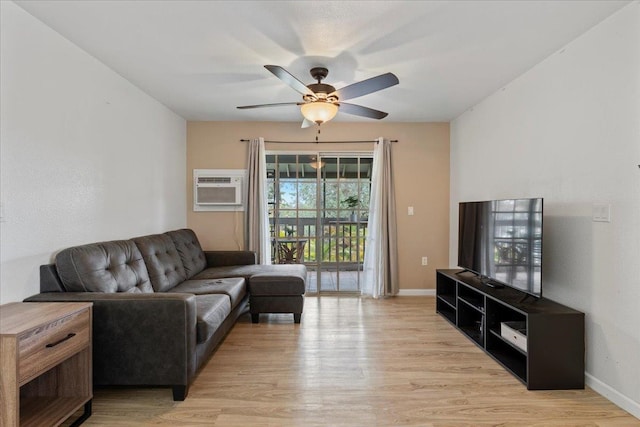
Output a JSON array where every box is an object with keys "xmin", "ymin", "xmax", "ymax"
[{"xmin": 18, "ymin": 308, "xmax": 91, "ymax": 384}]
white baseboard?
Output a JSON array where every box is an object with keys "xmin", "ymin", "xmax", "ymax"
[
  {"xmin": 586, "ymin": 373, "xmax": 640, "ymax": 420},
  {"xmin": 397, "ymin": 289, "xmax": 436, "ymax": 296}
]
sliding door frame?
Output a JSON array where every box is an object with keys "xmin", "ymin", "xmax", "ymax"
[{"xmin": 266, "ymin": 150, "xmax": 373, "ymax": 293}]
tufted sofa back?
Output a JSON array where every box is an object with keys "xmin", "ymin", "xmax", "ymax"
[
  {"xmin": 48, "ymin": 229, "xmax": 210, "ymax": 294},
  {"xmin": 166, "ymin": 229, "xmax": 207, "ymax": 279},
  {"xmin": 132, "ymin": 233, "xmax": 187, "ymax": 292},
  {"xmin": 56, "ymin": 240, "xmax": 154, "ymax": 293}
]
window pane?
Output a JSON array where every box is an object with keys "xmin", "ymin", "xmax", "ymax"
[
  {"xmin": 279, "ymin": 180, "xmax": 297, "ymax": 209},
  {"xmin": 321, "ymin": 157, "xmax": 338, "ymax": 179},
  {"xmin": 321, "ymin": 181, "xmax": 339, "ymax": 209},
  {"xmin": 298, "ymin": 182, "xmax": 317, "ymax": 209}
]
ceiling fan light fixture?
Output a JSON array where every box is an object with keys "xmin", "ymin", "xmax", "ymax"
[{"xmin": 300, "ymin": 101, "xmax": 338, "ymax": 125}]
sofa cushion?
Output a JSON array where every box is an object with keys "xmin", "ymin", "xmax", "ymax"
[
  {"xmin": 55, "ymin": 240, "xmax": 153, "ymax": 293},
  {"xmin": 192, "ymin": 264, "xmax": 306, "ymax": 283},
  {"xmin": 166, "ymin": 229, "xmax": 207, "ymax": 279},
  {"xmin": 204, "ymin": 251, "xmax": 256, "ymax": 267},
  {"xmin": 249, "ymin": 272, "xmax": 306, "ymax": 296},
  {"xmin": 195, "ymin": 294, "xmax": 231, "ymax": 344},
  {"xmin": 170, "ymin": 277, "xmax": 246, "ymax": 310},
  {"xmin": 133, "ymin": 234, "xmax": 187, "ymax": 292}
]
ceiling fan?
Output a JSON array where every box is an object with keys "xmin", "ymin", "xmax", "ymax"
[{"xmin": 237, "ymin": 65, "xmax": 399, "ymax": 128}]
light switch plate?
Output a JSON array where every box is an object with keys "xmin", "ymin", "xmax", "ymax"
[{"xmin": 592, "ymin": 203, "xmax": 611, "ymax": 222}]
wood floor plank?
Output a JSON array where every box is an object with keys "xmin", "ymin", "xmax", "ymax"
[{"xmin": 65, "ymin": 297, "xmax": 638, "ymax": 426}]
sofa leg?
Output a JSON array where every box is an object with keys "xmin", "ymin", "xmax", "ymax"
[
  {"xmin": 294, "ymin": 313, "xmax": 301, "ymax": 324},
  {"xmin": 172, "ymin": 385, "xmax": 188, "ymax": 401},
  {"xmin": 251, "ymin": 313, "xmax": 260, "ymax": 324}
]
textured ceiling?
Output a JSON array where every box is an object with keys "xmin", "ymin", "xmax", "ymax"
[{"xmin": 15, "ymin": 0, "xmax": 629, "ymax": 122}]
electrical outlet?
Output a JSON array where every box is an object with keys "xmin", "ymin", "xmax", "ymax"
[
  {"xmin": 408, "ymin": 206, "xmax": 414, "ymax": 216},
  {"xmin": 421, "ymin": 256, "xmax": 428, "ymax": 266}
]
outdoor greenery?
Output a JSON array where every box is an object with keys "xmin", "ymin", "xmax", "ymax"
[
  {"xmin": 342, "ymin": 195, "xmax": 359, "ymax": 209},
  {"xmin": 267, "ymin": 154, "xmax": 371, "ymax": 265}
]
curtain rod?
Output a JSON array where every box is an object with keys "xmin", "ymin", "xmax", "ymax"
[{"xmin": 240, "ymin": 139, "xmax": 398, "ymax": 144}]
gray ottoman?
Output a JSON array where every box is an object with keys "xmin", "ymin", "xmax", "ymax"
[{"xmin": 249, "ymin": 266, "xmax": 306, "ymax": 323}]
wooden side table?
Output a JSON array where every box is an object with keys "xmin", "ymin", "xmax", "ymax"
[{"xmin": 0, "ymin": 302, "xmax": 93, "ymax": 426}]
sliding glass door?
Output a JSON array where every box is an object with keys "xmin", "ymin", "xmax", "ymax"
[{"xmin": 266, "ymin": 152, "xmax": 373, "ymax": 293}]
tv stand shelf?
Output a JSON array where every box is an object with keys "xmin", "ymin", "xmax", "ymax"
[{"xmin": 436, "ymin": 269, "xmax": 585, "ymax": 390}]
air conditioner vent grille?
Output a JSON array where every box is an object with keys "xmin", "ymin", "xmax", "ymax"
[{"xmin": 198, "ymin": 176, "xmax": 232, "ymax": 184}]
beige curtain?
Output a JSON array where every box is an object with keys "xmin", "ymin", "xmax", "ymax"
[
  {"xmin": 245, "ymin": 137, "xmax": 271, "ymax": 264},
  {"xmin": 362, "ymin": 137, "xmax": 399, "ymax": 298}
]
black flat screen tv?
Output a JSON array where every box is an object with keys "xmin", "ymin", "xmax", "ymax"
[{"xmin": 458, "ymin": 198, "xmax": 543, "ymax": 297}]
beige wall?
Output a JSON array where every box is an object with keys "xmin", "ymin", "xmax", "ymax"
[{"xmin": 187, "ymin": 121, "xmax": 449, "ymax": 290}]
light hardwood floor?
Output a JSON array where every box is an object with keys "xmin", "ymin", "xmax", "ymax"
[{"xmin": 68, "ymin": 297, "xmax": 638, "ymax": 426}]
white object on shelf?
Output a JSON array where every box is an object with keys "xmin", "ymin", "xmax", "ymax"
[{"xmin": 501, "ymin": 321, "xmax": 527, "ymax": 353}]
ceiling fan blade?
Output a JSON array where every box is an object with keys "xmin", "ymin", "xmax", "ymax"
[
  {"xmin": 301, "ymin": 118, "xmax": 314, "ymax": 128},
  {"xmin": 237, "ymin": 102, "xmax": 302, "ymax": 109},
  {"xmin": 265, "ymin": 65, "xmax": 316, "ymax": 97},
  {"xmin": 330, "ymin": 72, "xmax": 399, "ymax": 101},
  {"xmin": 339, "ymin": 102, "xmax": 389, "ymax": 120}
]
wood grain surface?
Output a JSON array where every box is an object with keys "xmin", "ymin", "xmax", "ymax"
[{"xmin": 64, "ymin": 297, "xmax": 637, "ymax": 426}]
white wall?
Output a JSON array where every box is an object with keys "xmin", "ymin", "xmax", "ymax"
[
  {"xmin": 451, "ymin": 2, "xmax": 639, "ymax": 418},
  {"xmin": 0, "ymin": 2, "xmax": 187, "ymax": 304}
]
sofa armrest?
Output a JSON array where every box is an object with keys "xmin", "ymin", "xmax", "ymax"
[
  {"xmin": 24, "ymin": 292, "xmax": 197, "ymax": 394},
  {"xmin": 204, "ymin": 250, "xmax": 256, "ymax": 267}
]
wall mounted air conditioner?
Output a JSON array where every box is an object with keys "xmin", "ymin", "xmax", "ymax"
[{"xmin": 193, "ymin": 169, "xmax": 245, "ymax": 212}]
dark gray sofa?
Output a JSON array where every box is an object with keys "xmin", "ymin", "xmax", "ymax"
[{"xmin": 25, "ymin": 228, "xmax": 305, "ymax": 401}]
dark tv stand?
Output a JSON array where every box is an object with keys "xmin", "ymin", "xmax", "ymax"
[{"xmin": 436, "ymin": 269, "xmax": 585, "ymax": 390}]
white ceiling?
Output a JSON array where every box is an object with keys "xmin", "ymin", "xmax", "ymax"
[{"xmin": 15, "ymin": 0, "xmax": 629, "ymax": 123}]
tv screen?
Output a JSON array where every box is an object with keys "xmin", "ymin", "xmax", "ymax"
[{"xmin": 458, "ymin": 198, "xmax": 543, "ymax": 297}]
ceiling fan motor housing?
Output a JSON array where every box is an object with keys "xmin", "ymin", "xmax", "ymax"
[
  {"xmin": 310, "ymin": 67, "xmax": 329, "ymax": 81},
  {"xmin": 305, "ymin": 83, "xmax": 337, "ymax": 101},
  {"xmin": 306, "ymin": 67, "xmax": 337, "ymax": 101}
]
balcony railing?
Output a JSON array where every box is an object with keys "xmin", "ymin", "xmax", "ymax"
[{"xmin": 270, "ymin": 217, "xmax": 367, "ymax": 266}]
